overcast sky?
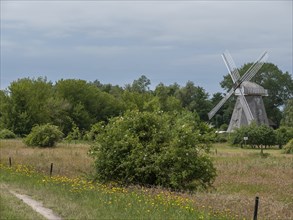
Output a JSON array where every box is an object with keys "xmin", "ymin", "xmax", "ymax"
[{"xmin": 1, "ymin": 1, "xmax": 292, "ymax": 95}]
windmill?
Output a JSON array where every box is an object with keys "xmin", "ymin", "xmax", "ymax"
[{"xmin": 208, "ymin": 50, "xmax": 269, "ymax": 132}]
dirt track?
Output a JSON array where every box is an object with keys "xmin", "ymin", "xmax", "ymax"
[{"xmin": 9, "ymin": 190, "xmax": 62, "ymax": 220}]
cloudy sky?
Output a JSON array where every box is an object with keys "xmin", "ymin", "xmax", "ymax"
[{"xmin": 1, "ymin": 1, "xmax": 292, "ymax": 95}]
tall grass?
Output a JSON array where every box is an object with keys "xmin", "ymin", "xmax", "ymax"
[
  {"xmin": 0, "ymin": 139, "xmax": 94, "ymax": 177},
  {"xmin": 0, "ymin": 140, "xmax": 292, "ymax": 219},
  {"xmin": 0, "ymin": 163, "xmax": 230, "ymax": 220},
  {"xmin": 202, "ymin": 144, "xmax": 293, "ymax": 220}
]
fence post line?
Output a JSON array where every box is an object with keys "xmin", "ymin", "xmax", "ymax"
[
  {"xmin": 253, "ymin": 196, "xmax": 259, "ymax": 220},
  {"xmin": 9, "ymin": 157, "xmax": 12, "ymax": 167},
  {"xmin": 50, "ymin": 163, "xmax": 53, "ymax": 177}
]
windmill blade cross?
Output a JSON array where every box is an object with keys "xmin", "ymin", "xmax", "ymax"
[{"xmin": 208, "ymin": 50, "xmax": 268, "ymax": 121}]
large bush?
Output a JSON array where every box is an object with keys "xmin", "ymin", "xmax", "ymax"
[
  {"xmin": 229, "ymin": 123, "xmax": 275, "ymax": 148},
  {"xmin": 0, "ymin": 129, "xmax": 16, "ymax": 139},
  {"xmin": 89, "ymin": 110, "xmax": 216, "ymax": 190},
  {"xmin": 275, "ymin": 126, "xmax": 293, "ymax": 149},
  {"xmin": 24, "ymin": 124, "xmax": 63, "ymax": 147}
]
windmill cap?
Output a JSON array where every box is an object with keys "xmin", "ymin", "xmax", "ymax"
[{"xmin": 235, "ymin": 81, "xmax": 268, "ymax": 96}]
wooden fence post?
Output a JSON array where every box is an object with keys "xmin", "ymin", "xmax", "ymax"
[
  {"xmin": 253, "ymin": 196, "xmax": 259, "ymax": 220},
  {"xmin": 50, "ymin": 163, "xmax": 53, "ymax": 177}
]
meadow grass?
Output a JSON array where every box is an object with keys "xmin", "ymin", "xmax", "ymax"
[
  {"xmin": 203, "ymin": 144, "xmax": 293, "ymax": 219},
  {"xmin": 0, "ymin": 139, "xmax": 94, "ymax": 177},
  {"xmin": 0, "ymin": 163, "xmax": 228, "ymax": 220},
  {"xmin": 0, "ymin": 139, "xmax": 292, "ymax": 219}
]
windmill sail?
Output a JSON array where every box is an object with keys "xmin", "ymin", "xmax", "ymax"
[
  {"xmin": 208, "ymin": 51, "xmax": 268, "ymax": 122},
  {"xmin": 221, "ymin": 51, "xmax": 254, "ymax": 122}
]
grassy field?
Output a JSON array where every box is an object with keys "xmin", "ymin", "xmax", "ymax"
[{"xmin": 0, "ymin": 139, "xmax": 292, "ymax": 219}]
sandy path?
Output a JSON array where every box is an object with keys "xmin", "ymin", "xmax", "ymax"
[{"xmin": 9, "ymin": 190, "xmax": 62, "ymax": 220}]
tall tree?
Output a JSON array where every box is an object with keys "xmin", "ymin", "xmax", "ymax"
[
  {"xmin": 176, "ymin": 81, "xmax": 211, "ymax": 121},
  {"xmin": 55, "ymin": 79, "xmax": 123, "ymax": 132},
  {"xmin": 0, "ymin": 90, "xmax": 10, "ymax": 129},
  {"xmin": 281, "ymin": 99, "xmax": 293, "ymax": 127},
  {"xmin": 154, "ymin": 83, "xmax": 182, "ymax": 112},
  {"xmin": 4, "ymin": 77, "xmax": 53, "ymax": 135},
  {"xmin": 126, "ymin": 75, "xmax": 151, "ymax": 93}
]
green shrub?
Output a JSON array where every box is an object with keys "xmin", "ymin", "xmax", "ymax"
[
  {"xmin": 24, "ymin": 124, "xmax": 63, "ymax": 147},
  {"xmin": 229, "ymin": 125, "xmax": 250, "ymax": 146},
  {"xmin": 275, "ymin": 127, "xmax": 293, "ymax": 149},
  {"xmin": 84, "ymin": 122, "xmax": 106, "ymax": 141},
  {"xmin": 65, "ymin": 124, "xmax": 82, "ymax": 141},
  {"xmin": 283, "ymin": 139, "xmax": 293, "ymax": 154},
  {"xmin": 0, "ymin": 129, "xmax": 16, "ymax": 139},
  {"xmin": 215, "ymin": 132, "xmax": 228, "ymax": 143},
  {"xmin": 229, "ymin": 123, "xmax": 275, "ymax": 148},
  {"xmin": 89, "ymin": 110, "xmax": 216, "ymax": 191},
  {"xmin": 219, "ymin": 123, "xmax": 228, "ymax": 131}
]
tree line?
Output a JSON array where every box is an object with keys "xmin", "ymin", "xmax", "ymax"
[{"xmin": 0, "ymin": 62, "xmax": 292, "ymax": 138}]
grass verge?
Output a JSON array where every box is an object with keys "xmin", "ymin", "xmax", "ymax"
[{"xmin": 0, "ymin": 163, "xmax": 232, "ymax": 220}]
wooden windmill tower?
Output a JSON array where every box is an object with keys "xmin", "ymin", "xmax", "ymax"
[{"xmin": 208, "ymin": 50, "xmax": 269, "ymax": 132}]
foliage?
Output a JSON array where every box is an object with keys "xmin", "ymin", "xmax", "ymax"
[
  {"xmin": 154, "ymin": 83, "xmax": 182, "ymax": 112},
  {"xmin": 65, "ymin": 124, "xmax": 82, "ymax": 141},
  {"xmin": 275, "ymin": 126, "xmax": 293, "ymax": 148},
  {"xmin": 0, "ymin": 129, "xmax": 16, "ymax": 139},
  {"xmin": 84, "ymin": 122, "xmax": 106, "ymax": 141},
  {"xmin": 229, "ymin": 123, "xmax": 275, "ymax": 148},
  {"xmin": 24, "ymin": 124, "xmax": 64, "ymax": 147},
  {"xmin": 55, "ymin": 79, "xmax": 124, "ymax": 131},
  {"xmin": 282, "ymin": 139, "xmax": 293, "ymax": 154},
  {"xmin": 0, "ymin": 90, "xmax": 10, "ymax": 130},
  {"xmin": 281, "ymin": 99, "xmax": 293, "ymax": 127},
  {"xmin": 175, "ymin": 81, "xmax": 211, "ymax": 121},
  {"xmin": 220, "ymin": 124, "xmax": 228, "ymax": 131},
  {"xmin": 3, "ymin": 77, "xmax": 53, "ymax": 135},
  {"xmin": 214, "ymin": 132, "xmax": 228, "ymax": 143},
  {"xmin": 1, "ymin": 68, "xmax": 291, "ymax": 138},
  {"xmin": 125, "ymin": 75, "xmax": 151, "ymax": 93},
  {"xmin": 90, "ymin": 110, "xmax": 216, "ymax": 190}
]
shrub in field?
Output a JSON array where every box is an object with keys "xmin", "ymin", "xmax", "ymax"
[
  {"xmin": 0, "ymin": 129, "xmax": 16, "ymax": 139},
  {"xmin": 275, "ymin": 126, "xmax": 293, "ymax": 149},
  {"xmin": 283, "ymin": 139, "xmax": 293, "ymax": 154},
  {"xmin": 215, "ymin": 132, "xmax": 228, "ymax": 143},
  {"xmin": 229, "ymin": 123, "xmax": 275, "ymax": 148},
  {"xmin": 89, "ymin": 110, "xmax": 216, "ymax": 190},
  {"xmin": 24, "ymin": 124, "xmax": 63, "ymax": 147},
  {"xmin": 229, "ymin": 125, "xmax": 250, "ymax": 146}
]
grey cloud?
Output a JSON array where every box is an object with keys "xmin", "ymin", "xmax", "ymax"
[{"xmin": 1, "ymin": 1, "xmax": 292, "ymax": 93}]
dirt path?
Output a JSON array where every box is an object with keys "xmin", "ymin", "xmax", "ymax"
[{"xmin": 9, "ymin": 190, "xmax": 62, "ymax": 220}]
